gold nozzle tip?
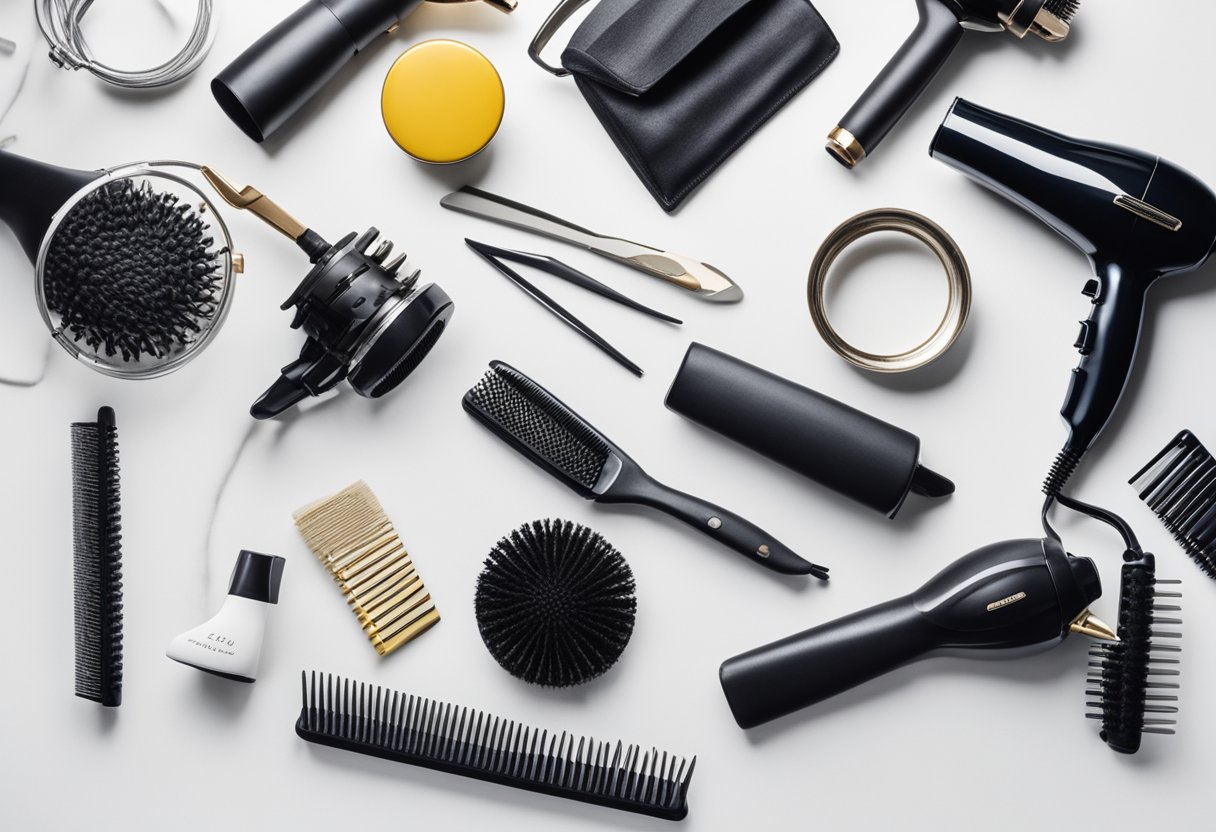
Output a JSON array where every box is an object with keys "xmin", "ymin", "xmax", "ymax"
[
  {"xmin": 826, "ymin": 126, "xmax": 866, "ymax": 169},
  {"xmin": 1029, "ymin": 8, "xmax": 1071, "ymax": 42},
  {"xmin": 1070, "ymin": 610, "xmax": 1118, "ymax": 642}
]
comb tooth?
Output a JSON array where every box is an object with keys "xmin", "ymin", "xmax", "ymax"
[
  {"xmin": 452, "ymin": 707, "xmax": 468, "ymax": 765},
  {"xmin": 495, "ymin": 719, "xmax": 512, "ymax": 773},
  {"xmin": 483, "ymin": 715, "xmax": 500, "ymax": 768},
  {"xmin": 545, "ymin": 732, "xmax": 559, "ymax": 784},
  {"xmin": 607, "ymin": 741, "xmax": 623, "ymax": 796},
  {"xmin": 516, "ymin": 727, "xmax": 531, "ymax": 778},
  {"xmin": 572, "ymin": 735, "xmax": 586, "ymax": 789},
  {"xmin": 528, "ymin": 728, "xmax": 543, "ymax": 781},
  {"xmin": 342, "ymin": 678, "xmax": 352, "ymax": 738}
]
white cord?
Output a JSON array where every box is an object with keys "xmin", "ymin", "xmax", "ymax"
[{"xmin": 35, "ymin": 0, "xmax": 214, "ymax": 89}]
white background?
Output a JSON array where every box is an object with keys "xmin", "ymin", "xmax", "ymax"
[{"xmin": 2, "ymin": 1, "xmax": 1214, "ymax": 829}]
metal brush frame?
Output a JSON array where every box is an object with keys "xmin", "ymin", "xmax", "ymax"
[{"xmin": 33, "ymin": 161, "xmax": 237, "ymax": 379}]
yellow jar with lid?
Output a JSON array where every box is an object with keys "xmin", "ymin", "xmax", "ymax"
[{"xmin": 381, "ymin": 40, "xmax": 505, "ymax": 164}]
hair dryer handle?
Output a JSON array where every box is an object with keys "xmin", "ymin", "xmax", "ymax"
[
  {"xmin": 1059, "ymin": 263, "xmax": 1152, "ymax": 458},
  {"xmin": 719, "ymin": 595, "xmax": 934, "ymax": 728},
  {"xmin": 828, "ymin": 0, "xmax": 962, "ymax": 167}
]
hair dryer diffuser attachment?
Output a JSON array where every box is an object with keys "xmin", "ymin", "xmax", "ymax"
[
  {"xmin": 211, "ymin": 0, "xmax": 516, "ymax": 143},
  {"xmin": 720, "ymin": 537, "xmax": 1109, "ymax": 729},
  {"xmin": 0, "ymin": 150, "xmax": 237, "ymax": 378},
  {"xmin": 202, "ymin": 167, "xmax": 452, "ymax": 419},
  {"xmin": 826, "ymin": 0, "xmax": 1078, "ymax": 168},
  {"xmin": 665, "ymin": 343, "xmax": 953, "ymax": 518}
]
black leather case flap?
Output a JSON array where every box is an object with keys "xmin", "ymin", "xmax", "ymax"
[
  {"xmin": 562, "ymin": 0, "xmax": 759, "ymax": 96},
  {"xmin": 556, "ymin": 0, "xmax": 839, "ymax": 212}
]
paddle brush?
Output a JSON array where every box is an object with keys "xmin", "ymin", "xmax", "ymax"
[
  {"xmin": 71, "ymin": 406, "xmax": 124, "ymax": 707},
  {"xmin": 475, "ymin": 519, "xmax": 636, "ymax": 687},
  {"xmin": 462, "ymin": 361, "xmax": 827, "ymax": 578}
]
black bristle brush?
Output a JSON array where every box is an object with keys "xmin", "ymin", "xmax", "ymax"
[
  {"xmin": 44, "ymin": 180, "xmax": 222, "ymax": 362},
  {"xmin": 1130, "ymin": 430, "xmax": 1216, "ymax": 579},
  {"xmin": 71, "ymin": 407, "xmax": 124, "ymax": 706},
  {"xmin": 1086, "ymin": 551, "xmax": 1182, "ymax": 753},
  {"xmin": 475, "ymin": 519, "xmax": 636, "ymax": 688},
  {"xmin": 462, "ymin": 360, "xmax": 828, "ymax": 578},
  {"xmin": 296, "ymin": 671, "xmax": 695, "ymax": 821}
]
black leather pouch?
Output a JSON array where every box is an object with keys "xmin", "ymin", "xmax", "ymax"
[{"xmin": 529, "ymin": 0, "xmax": 839, "ymax": 212}]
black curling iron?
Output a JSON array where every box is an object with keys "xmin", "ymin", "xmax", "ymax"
[
  {"xmin": 826, "ymin": 0, "xmax": 1078, "ymax": 168},
  {"xmin": 212, "ymin": 0, "xmax": 515, "ymax": 142},
  {"xmin": 720, "ymin": 537, "xmax": 1112, "ymax": 728},
  {"xmin": 931, "ymin": 99, "xmax": 1216, "ymax": 498}
]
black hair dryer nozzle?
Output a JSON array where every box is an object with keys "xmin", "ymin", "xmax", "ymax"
[
  {"xmin": 720, "ymin": 538, "xmax": 1108, "ymax": 729},
  {"xmin": 211, "ymin": 0, "xmax": 516, "ymax": 143}
]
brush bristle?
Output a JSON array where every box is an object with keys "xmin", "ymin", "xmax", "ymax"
[
  {"xmin": 1044, "ymin": 0, "xmax": 1080, "ymax": 24},
  {"xmin": 1085, "ymin": 556, "xmax": 1180, "ymax": 754},
  {"xmin": 464, "ymin": 363, "xmax": 610, "ymax": 490},
  {"xmin": 293, "ymin": 481, "xmax": 439, "ymax": 656},
  {"xmin": 71, "ymin": 407, "xmax": 123, "ymax": 707},
  {"xmin": 1130, "ymin": 430, "xmax": 1216, "ymax": 579},
  {"xmin": 475, "ymin": 519, "xmax": 636, "ymax": 688},
  {"xmin": 296, "ymin": 671, "xmax": 694, "ymax": 820},
  {"xmin": 43, "ymin": 179, "xmax": 223, "ymax": 364}
]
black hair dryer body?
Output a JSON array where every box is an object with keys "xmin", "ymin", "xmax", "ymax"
[
  {"xmin": 719, "ymin": 538, "xmax": 1107, "ymax": 729},
  {"xmin": 212, "ymin": 0, "xmax": 515, "ymax": 142},
  {"xmin": 826, "ymin": 0, "xmax": 1075, "ymax": 168},
  {"xmin": 932, "ymin": 99, "xmax": 1216, "ymax": 491}
]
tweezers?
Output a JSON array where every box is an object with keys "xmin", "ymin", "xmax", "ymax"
[{"xmin": 466, "ymin": 239, "xmax": 681, "ymax": 377}]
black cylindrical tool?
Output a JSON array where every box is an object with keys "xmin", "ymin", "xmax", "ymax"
[
  {"xmin": 664, "ymin": 343, "xmax": 953, "ymax": 518},
  {"xmin": 720, "ymin": 537, "xmax": 1109, "ymax": 729}
]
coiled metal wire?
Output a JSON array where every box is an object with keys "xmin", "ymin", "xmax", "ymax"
[{"xmin": 35, "ymin": 0, "xmax": 213, "ymax": 89}]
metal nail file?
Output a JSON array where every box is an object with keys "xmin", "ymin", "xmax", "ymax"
[{"xmin": 441, "ymin": 186, "xmax": 743, "ymax": 302}]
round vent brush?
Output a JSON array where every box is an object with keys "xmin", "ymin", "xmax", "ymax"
[
  {"xmin": 0, "ymin": 149, "xmax": 236, "ymax": 378},
  {"xmin": 1086, "ymin": 551, "xmax": 1183, "ymax": 753},
  {"xmin": 474, "ymin": 519, "xmax": 636, "ymax": 688}
]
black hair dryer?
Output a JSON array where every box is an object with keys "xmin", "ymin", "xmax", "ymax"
[
  {"xmin": 212, "ymin": 0, "xmax": 516, "ymax": 142},
  {"xmin": 720, "ymin": 538, "xmax": 1111, "ymax": 728},
  {"xmin": 202, "ymin": 168, "xmax": 453, "ymax": 419},
  {"xmin": 932, "ymin": 99, "xmax": 1216, "ymax": 495},
  {"xmin": 826, "ymin": 0, "xmax": 1078, "ymax": 168}
]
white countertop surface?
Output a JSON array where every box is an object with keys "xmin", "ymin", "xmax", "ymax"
[{"xmin": 2, "ymin": 1, "xmax": 1213, "ymax": 829}]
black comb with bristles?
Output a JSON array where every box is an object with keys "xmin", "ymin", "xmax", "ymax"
[
  {"xmin": 296, "ymin": 671, "xmax": 695, "ymax": 821},
  {"xmin": 463, "ymin": 361, "xmax": 827, "ymax": 577},
  {"xmin": 71, "ymin": 406, "xmax": 123, "ymax": 707},
  {"xmin": 1130, "ymin": 430, "xmax": 1216, "ymax": 579},
  {"xmin": 1086, "ymin": 552, "xmax": 1181, "ymax": 754}
]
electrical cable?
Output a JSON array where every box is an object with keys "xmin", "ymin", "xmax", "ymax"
[{"xmin": 35, "ymin": 0, "xmax": 214, "ymax": 89}]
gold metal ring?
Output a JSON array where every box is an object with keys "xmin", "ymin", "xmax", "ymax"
[{"xmin": 807, "ymin": 208, "xmax": 971, "ymax": 373}]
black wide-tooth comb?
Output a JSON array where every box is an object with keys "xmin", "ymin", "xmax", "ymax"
[
  {"xmin": 1130, "ymin": 430, "xmax": 1216, "ymax": 579},
  {"xmin": 296, "ymin": 671, "xmax": 695, "ymax": 821},
  {"xmin": 462, "ymin": 361, "xmax": 828, "ymax": 578},
  {"xmin": 71, "ymin": 406, "xmax": 124, "ymax": 707},
  {"xmin": 1086, "ymin": 551, "xmax": 1181, "ymax": 754}
]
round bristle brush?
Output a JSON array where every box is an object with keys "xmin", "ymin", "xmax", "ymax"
[
  {"xmin": 1086, "ymin": 551, "xmax": 1183, "ymax": 754},
  {"xmin": 474, "ymin": 519, "xmax": 636, "ymax": 688},
  {"xmin": 44, "ymin": 179, "xmax": 222, "ymax": 363}
]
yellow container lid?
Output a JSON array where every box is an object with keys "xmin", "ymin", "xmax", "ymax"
[{"xmin": 381, "ymin": 40, "xmax": 505, "ymax": 165}]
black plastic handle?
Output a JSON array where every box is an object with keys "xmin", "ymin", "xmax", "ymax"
[
  {"xmin": 720, "ymin": 595, "xmax": 933, "ymax": 727},
  {"xmin": 601, "ymin": 468, "xmax": 827, "ymax": 578},
  {"xmin": 1061, "ymin": 262, "xmax": 1152, "ymax": 456},
  {"xmin": 833, "ymin": 0, "xmax": 962, "ymax": 165}
]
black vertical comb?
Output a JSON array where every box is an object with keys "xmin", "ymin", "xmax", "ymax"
[
  {"xmin": 1130, "ymin": 430, "xmax": 1216, "ymax": 579},
  {"xmin": 296, "ymin": 671, "xmax": 695, "ymax": 820},
  {"xmin": 71, "ymin": 406, "xmax": 124, "ymax": 707}
]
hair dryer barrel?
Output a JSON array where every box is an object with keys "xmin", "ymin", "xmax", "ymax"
[
  {"xmin": 212, "ymin": 0, "xmax": 425, "ymax": 142},
  {"xmin": 720, "ymin": 538, "xmax": 1104, "ymax": 728},
  {"xmin": 0, "ymin": 150, "xmax": 100, "ymax": 264}
]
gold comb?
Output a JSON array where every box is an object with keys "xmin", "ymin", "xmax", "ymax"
[{"xmin": 293, "ymin": 481, "xmax": 439, "ymax": 655}]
